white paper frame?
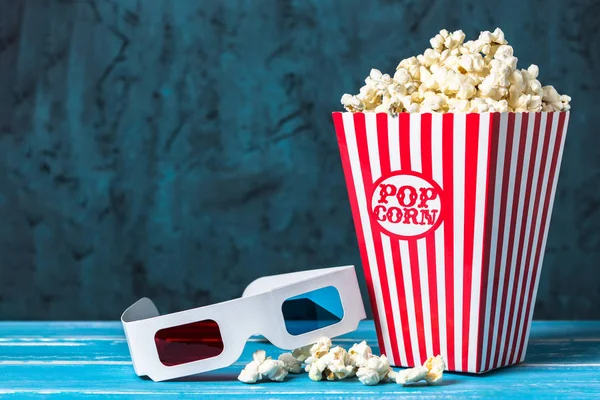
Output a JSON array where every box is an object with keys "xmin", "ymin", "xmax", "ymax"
[{"xmin": 121, "ymin": 265, "xmax": 366, "ymax": 382}]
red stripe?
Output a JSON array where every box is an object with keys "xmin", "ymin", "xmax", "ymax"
[
  {"xmin": 332, "ymin": 112, "xmax": 385, "ymax": 350},
  {"xmin": 477, "ymin": 113, "xmax": 500, "ymax": 372},
  {"xmin": 442, "ymin": 113, "xmax": 455, "ymax": 371},
  {"xmin": 399, "ymin": 113, "xmax": 427, "ymax": 364},
  {"xmin": 516, "ymin": 112, "xmax": 567, "ymax": 361},
  {"xmin": 462, "ymin": 113, "xmax": 480, "ymax": 371},
  {"xmin": 353, "ymin": 113, "xmax": 399, "ymax": 362},
  {"xmin": 375, "ymin": 113, "xmax": 401, "ymax": 365},
  {"xmin": 510, "ymin": 113, "xmax": 543, "ymax": 363},
  {"xmin": 513, "ymin": 113, "xmax": 555, "ymax": 362},
  {"xmin": 493, "ymin": 113, "xmax": 527, "ymax": 367},
  {"xmin": 499, "ymin": 114, "xmax": 530, "ymax": 367},
  {"xmin": 485, "ymin": 113, "xmax": 516, "ymax": 370},
  {"xmin": 420, "ymin": 113, "xmax": 441, "ymax": 358}
]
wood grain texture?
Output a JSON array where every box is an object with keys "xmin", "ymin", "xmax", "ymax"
[
  {"xmin": 0, "ymin": 0, "xmax": 598, "ymax": 320},
  {"xmin": 0, "ymin": 321, "xmax": 599, "ymax": 398}
]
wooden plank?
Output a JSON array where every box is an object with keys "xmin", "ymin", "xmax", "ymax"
[{"xmin": 0, "ymin": 321, "xmax": 598, "ymax": 398}]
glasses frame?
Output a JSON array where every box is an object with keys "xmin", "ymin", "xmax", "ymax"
[{"xmin": 121, "ymin": 265, "xmax": 366, "ymax": 382}]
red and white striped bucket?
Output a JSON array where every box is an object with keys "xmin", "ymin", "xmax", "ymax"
[{"xmin": 332, "ymin": 111, "xmax": 570, "ymax": 373}]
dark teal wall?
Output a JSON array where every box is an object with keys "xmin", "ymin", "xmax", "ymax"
[{"xmin": 0, "ymin": 0, "xmax": 598, "ymax": 319}]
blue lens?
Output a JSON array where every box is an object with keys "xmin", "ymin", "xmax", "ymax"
[{"xmin": 282, "ymin": 286, "xmax": 344, "ymax": 335}]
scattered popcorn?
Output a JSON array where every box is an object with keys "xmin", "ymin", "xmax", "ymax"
[
  {"xmin": 396, "ymin": 366, "xmax": 430, "ymax": 385},
  {"xmin": 258, "ymin": 359, "xmax": 288, "ymax": 382},
  {"xmin": 395, "ymin": 355, "xmax": 446, "ymax": 386},
  {"xmin": 341, "ymin": 28, "xmax": 570, "ymax": 114},
  {"xmin": 305, "ymin": 344, "xmax": 355, "ymax": 381},
  {"xmin": 424, "ymin": 355, "xmax": 446, "ymax": 385},
  {"xmin": 356, "ymin": 367, "xmax": 381, "ymax": 386},
  {"xmin": 265, "ymin": 338, "xmax": 447, "ymax": 389},
  {"xmin": 355, "ymin": 354, "xmax": 396, "ymax": 385},
  {"xmin": 278, "ymin": 353, "xmax": 303, "ymax": 374},
  {"xmin": 309, "ymin": 337, "xmax": 332, "ymax": 359},
  {"xmin": 348, "ymin": 341, "xmax": 373, "ymax": 368},
  {"xmin": 305, "ymin": 356, "xmax": 328, "ymax": 381},
  {"xmin": 237, "ymin": 350, "xmax": 288, "ymax": 384},
  {"xmin": 292, "ymin": 344, "xmax": 312, "ymax": 363},
  {"xmin": 327, "ymin": 360, "xmax": 355, "ymax": 380},
  {"xmin": 237, "ymin": 360, "xmax": 260, "ymax": 384},
  {"xmin": 253, "ymin": 349, "xmax": 267, "ymax": 364}
]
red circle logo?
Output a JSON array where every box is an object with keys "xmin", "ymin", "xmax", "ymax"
[{"xmin": 370, "ymin": 171, "xmax": 443, "ymax": 240}]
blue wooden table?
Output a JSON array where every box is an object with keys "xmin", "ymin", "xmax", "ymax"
[{"xmin": 0, "ymin": 321, "xmax": 598, "ymax": 399}]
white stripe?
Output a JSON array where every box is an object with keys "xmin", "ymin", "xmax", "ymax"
[
  {"xmin": 399, "ymin": 240, "xmax": 421, "ymax": 364},
  {"xmin": 510, "ymin": 114, "xmax": 548, "ymax": 364},
  {"xmin": 365, "ymin": 113, "xmax": 382, "ymax": 179},
  {"xmin": 468, "ymin": 113, "xmax": 490, "ymax": 372},
  {"xmin": 512, "ymin": 113, "xmax": 553, "ymax": 361},
  {"xmin": 481, "ymin": 113, "xmax": 509, "ymax": 371},
  {"xmin": 502, "ymin": 113, "xmax": 535, "ymax": 364},
  {"xmin": 417, "ymin": 239, "xmax": 433, "ymax": 360},
  {"xmin": 519, "ymin": 112, "xmax": 566, "ymax": 361},
  {"xmin": 389, "ymin": 115, "xmax": 401, "ymax": 170},
  {"xmin": 397, "ymin": 115, "xmax": 420, "ymax": 366},
  {"xmin": 385, "ymin": 115, "xmax": 408, "ymax": 366},
  {"xmin": 431, "ymin": 113, "xmax": 447, "ymax": 363},
  {"xmin": 342, "ymin": 113, "xmax": 392, "ymax": 360},
  {"xmin": 410, "ymin": 114, "xmax": 434, "ymax": 360},
  {"xmin": 409, "ymin": 113, "xmax": 422, "ymax": 172},
  {"xmin": 380, "ymin": 234, "xmax": 406, "ymax": 366},
  {"xmin": 493, "ymin": 114, "xmax": 523, "ymax": 368},
  {"xmin": 452, "ymin": 113, "xmax": 466, "ymax": 370}
]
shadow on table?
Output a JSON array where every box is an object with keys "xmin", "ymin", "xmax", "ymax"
[{"xmin": 167, "ymin": 372, "xmax": 241, "ymax": 382}]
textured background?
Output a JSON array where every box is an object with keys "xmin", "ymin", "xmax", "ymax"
[{"xmin": 0, "ymin": 0, "xmax": 598, "ymax": 320}]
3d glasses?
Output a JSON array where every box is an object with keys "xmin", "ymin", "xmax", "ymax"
[{"xmin": 121, "ymin": 265, "xmax": 366, "ymax": 381}]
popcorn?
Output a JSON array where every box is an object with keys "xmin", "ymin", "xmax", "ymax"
[
  {"xmin": 305, "ymin": 344, "xmax": 355, "ymax": 381},
  {"xmin": 423, "ymin": 355, "xmax": 446, "ymax": 385},
  {"xmin": 365, "ymin": 354, "xmax": 395, "ymax": 381},
  {"xmin": 305, "ymin": 356, "xmax": 328, "ymax": 381},
  {"xmin": 356, "ymin": 368, "xmax": 381, "ymax": 386},
  {"xmin": 259, "ymin": 359, "xmax": 289, "ymax": 382},
  {"xmin": 292, "ymin": 344, "xmax": 312, "ymax": 363},
  {"xmin": 395, "ymin": 366, "xmax": 429, "ymax": 385},
  {"xmin": 395, "ymin": 355, "xmax": 447, "ymax": 386},
  {"xmin": 340, "ymin": 28, "xmax": 570, "ymax": 114},
  {"xmin": 278, "ymin": 353, "xmax": 303, "ymax": 374},
  {"xmin": 286, "ymin": 338, "xmax": 447, "ymax": 389},
  {"xmin": 309, "ymin": 337, "xmax": 332, "ymax": 359},
  {"xmin": 354, "ymin": 354, "xmax": 396, "ymax": 386},
  {"xmin": 348, "ymin": 341, "xmax": 373, "ymax": 368},
  {"xmin": 237, "ymin": 350, "xmax": 288, "ymax": 384}
]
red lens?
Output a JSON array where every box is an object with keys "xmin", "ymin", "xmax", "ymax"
[{"xmin": 154, "ymin": 319, "xmax": 224, "ymax": 366}]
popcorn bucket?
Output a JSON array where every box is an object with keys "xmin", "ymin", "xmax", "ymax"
[{"xmin": 332, "ymin": 111, "xmax": 570, "ymax": 373}]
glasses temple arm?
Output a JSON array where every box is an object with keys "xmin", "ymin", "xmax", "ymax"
[
  {"xmin": 121, "ymin": 297, "xmax": 160, "ymax": 323},
  {"xmin": 241, "ymin": 265, "xmax": 355, "ymax": 298}
]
